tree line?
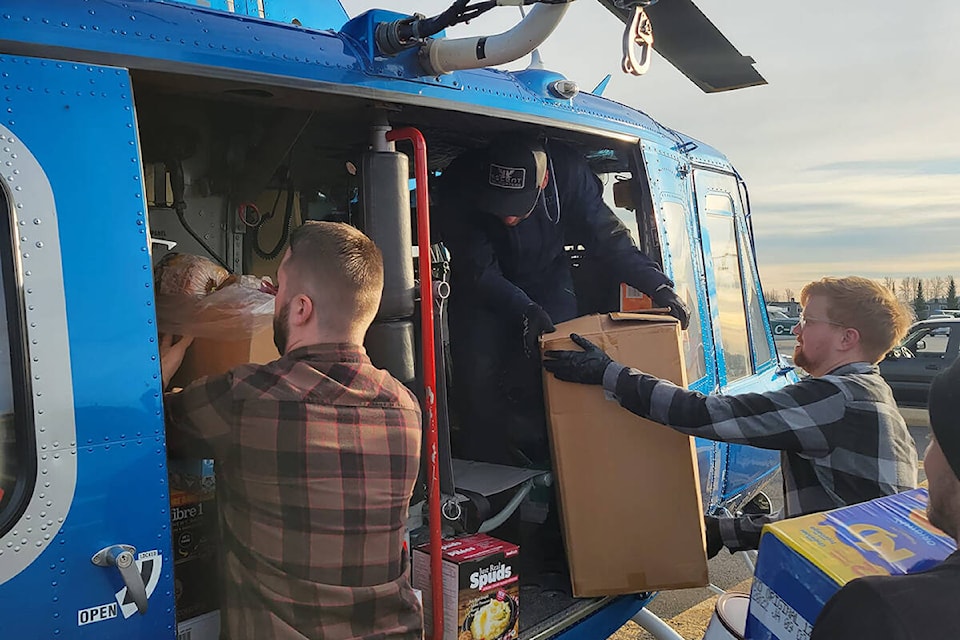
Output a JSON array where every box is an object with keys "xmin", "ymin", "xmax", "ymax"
[
  {"xmin": 766, "ymin": 275, "xmax": 958, "ymax": 320},
  {"xmin": 882, "ymin": 276, "xmax": 958, "ymax": 318}
]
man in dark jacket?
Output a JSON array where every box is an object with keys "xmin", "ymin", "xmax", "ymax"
[
  {"xmin": 811, "ymin": 358, "xmax": 960, "ymax": 640},
  {"xmin": 437, "ymin": 138, "xmax": 688, "ymax": 465}
]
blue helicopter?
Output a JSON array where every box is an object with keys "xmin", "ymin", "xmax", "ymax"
[{"xmin": 0, "ymin": 1, "xmax": 794, "ymax": 638}]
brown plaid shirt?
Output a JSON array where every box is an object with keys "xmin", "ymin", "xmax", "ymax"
[{"xmin": 165, "ymin": 343, "xmax": 424, "ymax": 640}]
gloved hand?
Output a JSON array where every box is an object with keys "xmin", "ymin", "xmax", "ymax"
[
  {"xmin": 652, "ymin": 285, "xmax": 691, "ymax": 330},
  {"xmin": 542, "ymin": 333, "xmax": 613, "ymax": 385},
  {"xmin": 522, "ymin": 303, "xmax": 556, "ymax": 358},
  {"xmin": 704, "ymin": 515, "xmax": 724, "ymax": 560}
]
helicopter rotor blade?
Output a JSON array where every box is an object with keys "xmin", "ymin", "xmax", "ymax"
[{"xmin": 597, "ymin": 0, "xmax": 767, "ymax": 93}]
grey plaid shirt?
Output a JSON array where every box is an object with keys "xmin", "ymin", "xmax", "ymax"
[{"xmin": 602, "ymin": 361, "xmax": 919, "ymax": 551}]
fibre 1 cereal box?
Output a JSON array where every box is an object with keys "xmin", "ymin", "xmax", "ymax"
[
  {"xmin": 746, "ymin": 488, "xmax": 956, "ymax": 640},
  {"xmin": 413, "ymin": 534, "xmax": 519, "ymax": 640}
]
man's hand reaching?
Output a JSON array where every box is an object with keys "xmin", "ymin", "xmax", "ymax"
[
  {"xmin": 542, "ymin": 333, "xmax": 613, "ymax": 385},
  {"xmin": 521, "ymin": 303, "xmax": 556, "ymax": 358},
  {"xmin": 160, "ymin": 334, "xmax": 194, "ymax": 389},
  {"xmin": 652, "ymin": 285, "xmax": 691, "ymax": 330}
]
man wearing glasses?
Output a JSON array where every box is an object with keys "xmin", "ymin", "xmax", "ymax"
[
  {"xmin": 437, "ymin": 137, "xmax": 687, "ymax": 467},
  {"xmin": 544, "ymin": 276, "xmax": 919, "ymax": 555}
]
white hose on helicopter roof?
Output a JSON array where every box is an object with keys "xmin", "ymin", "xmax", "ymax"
[{"xmin": 419, "ymin": 2, "xmax": 571, "ymax": 76}]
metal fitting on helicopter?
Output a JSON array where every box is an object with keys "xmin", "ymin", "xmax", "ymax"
[
  {"xmin": 548, "ymin": 79, "xmax": 579, "ymax": 99},
  {"xmin": 374, "ymin": 14, "xmax": 429, "ymax": 56}
]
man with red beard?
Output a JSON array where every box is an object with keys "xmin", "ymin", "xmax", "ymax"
[
  {"xmin": 811, "ymin": 359, "xmax": 960, "ymax": 640},
  {"xmin": 160, "ymin": 222, "xmax": 423, "ymax": 640},
  {"xmin": 544, "ymin": 276, "xmax": 918, "ymax": 555}
]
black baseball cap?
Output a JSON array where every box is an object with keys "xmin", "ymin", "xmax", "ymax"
[
  {"xmin": 929, "ymin": 357, "xmax": 960, "ymax": 480},
  {"xmin": 472, "ymin": 139, "xmax": 548, "ymax": 219}
]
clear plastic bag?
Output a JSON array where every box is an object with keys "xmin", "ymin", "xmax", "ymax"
[{"xmin": 156, "ymin": 281, "xmax": 276, "ymax": 339}]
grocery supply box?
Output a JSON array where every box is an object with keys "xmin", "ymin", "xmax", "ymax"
[
  {"xmin": 746, "ymin": 488, "xmax": 956, "ymax": 640},
  {"xmin": 413, "ymin": 534, "xmax": 519, "ymax": 640}
]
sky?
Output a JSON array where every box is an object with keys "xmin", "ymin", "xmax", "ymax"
[{"xmin": 340, "ymin": 0, "xmax": 960, "ymax": 293}]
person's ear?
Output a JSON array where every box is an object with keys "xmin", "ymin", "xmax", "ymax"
[
  {"xmin": 839, "ymin": 326, "xmax": 861, "ymax": 351},
  {"xmin": 290, "ymin": 294, "xmax": 314, "ymax": 327}
]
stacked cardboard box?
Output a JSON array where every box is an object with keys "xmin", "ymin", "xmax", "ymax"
[{"xmin": 171, "ymin": 328, "xmax": 277, "ymax": 388}]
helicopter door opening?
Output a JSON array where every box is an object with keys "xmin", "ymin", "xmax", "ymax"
[{"xmin": 0, "ymin": 173, "xmax": 32, "ymax": 538}]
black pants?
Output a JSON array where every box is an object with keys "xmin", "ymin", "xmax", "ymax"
[{"xmin": 448, "ymin": 277, "xmax": 577, "ymax": 466}]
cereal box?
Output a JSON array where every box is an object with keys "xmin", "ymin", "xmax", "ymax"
[
  {"xmin": 413, "ymin": 534, "xmax": 519, "ymax": 640},
  {"xmin": 746, "ymin": 488, "xmax": 956, "ymax": 640}
]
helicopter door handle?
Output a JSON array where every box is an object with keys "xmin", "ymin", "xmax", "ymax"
[{"xmin": 92, "ymin": 545, "xmax": 148, "ymax": 615}]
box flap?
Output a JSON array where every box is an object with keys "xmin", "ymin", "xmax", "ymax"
[{"xmin": 608, "ymin": 311, "xmax": 677, "ymax": 324}]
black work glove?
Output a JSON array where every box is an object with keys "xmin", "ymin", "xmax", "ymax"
[
  {"xmin": 521, "ymin": 303, "xmax": 555, "ymax": 358},
  {"xmin": 704, "ymin": 515, "xmax": 724, "ymax": 560},
  {"xmin": 652, "ymin": 285, "xmax": 691, "ymax": 330},
  {"xmin": 542, "ymin": 333, "xmax": 613, "ymax": 385}
]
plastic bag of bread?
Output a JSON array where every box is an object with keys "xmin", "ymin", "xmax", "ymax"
[
  {"xmin": 154, "ymin": 253, "xmax": 230, "ymax": 297},
  {"xmin": 155, "ymin": 255, "xmax": 275, "ymax": 339}
]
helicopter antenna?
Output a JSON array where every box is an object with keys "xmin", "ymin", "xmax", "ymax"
[
  {"xmin": 591, "ymin": 74, "xmax": 612, "ymax": 96},
  {"xmin": 519, "ymin": 4, "xmax": 545, "ymax": 70}
]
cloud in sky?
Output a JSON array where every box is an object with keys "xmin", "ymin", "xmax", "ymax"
[{"xmin": 340, "ymin": 0, "xmax": 959, "ymax": 290}]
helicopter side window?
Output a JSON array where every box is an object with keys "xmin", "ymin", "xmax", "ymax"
[
  {"xmin": 704, "ymin": 211, "xmax": 751, "ymax": 383},
  {"xmin": 736, "ymin": 217, "xmax": 775, "ymax": 369},
  {"xmin": 659, "ymin": 202, "xmax": 707, "ymax": 384},
  {"xmin": 599, "ymin": 171, "xmax": 642, "ymax": 243}
]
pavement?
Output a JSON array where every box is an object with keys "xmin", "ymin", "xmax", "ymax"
[{"xmin": 605, "ymin": 335, "xmax": 931, "ymax": 639}]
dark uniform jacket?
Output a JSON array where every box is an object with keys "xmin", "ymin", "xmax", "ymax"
[{"xmin": 437, "ymin": 140, "xmax": 671, "ymax": 323}]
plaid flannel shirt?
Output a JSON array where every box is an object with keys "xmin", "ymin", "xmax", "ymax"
[
  {"xmin": 165, "ymin": 343, "xmax": 424, "ymax": 640},
  {"xmin": 602, "ymin": 361, "xmax": 919, "ymax": 552}
]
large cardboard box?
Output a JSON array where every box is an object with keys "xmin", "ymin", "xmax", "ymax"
[
  {"xmin": 171, "ymin": 327, "xmax": 278, "ymax": 387},
  {"xmin": 413, "ymin": 534, "xmax": 520, "ymax": 640},
  {"xmin": 746, "ymin": 488, "xmax": 956, "ymax": 640},
  {"xmin": 541, "ymin": 313, "xmax": 707, "ymax": 597}
]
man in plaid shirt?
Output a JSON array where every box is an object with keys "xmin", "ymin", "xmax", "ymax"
[
  {"xmin": 161, "ymin": 222, "xmax": 423, "ymax": 639},
  {"xmin": 544, "ymin": 276, "xmax": 919, "ymax": 555}
]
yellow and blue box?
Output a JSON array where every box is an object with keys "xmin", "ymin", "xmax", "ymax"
[{"xmin": 746, "ymin": 488, "xmax": 956, "ymax": 640}]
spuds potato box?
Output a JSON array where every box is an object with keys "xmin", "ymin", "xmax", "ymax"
[{"xmin": 413, "ymin": 534, "xmax": 519, "ymax": 640}]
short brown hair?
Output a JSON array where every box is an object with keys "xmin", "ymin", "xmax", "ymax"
[
  {"xmin": 801, "ymin": 276, "xmax": 912, "ymax": 362},
  {"xmin": 286, "ymin": 221, "xmax": 384, "ymax": 331}
]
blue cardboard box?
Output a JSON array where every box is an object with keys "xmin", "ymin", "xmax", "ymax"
[{"xmin": 746, "ymin": 488, "xmax": 956, "ymax": 640}]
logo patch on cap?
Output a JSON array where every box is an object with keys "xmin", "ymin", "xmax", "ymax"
[{"xmin": 488, "ymin": 163, "xmax": 526, "ymax": 190}]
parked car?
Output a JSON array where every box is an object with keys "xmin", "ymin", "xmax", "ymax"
[
  {"xmin": 768, "ymin": 309, "xmax": 799, "ymax": 336},
  {"xmin": 879, "ymin": 318, "xmax": 960, "ymax": 407}
]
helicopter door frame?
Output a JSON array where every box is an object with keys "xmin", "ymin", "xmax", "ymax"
[
  {"xmin": 690, "ymin": 166, "xmax": 782, "ymax": 506},
  {"xmin": 636, "ymin": 139, "xmax": 723, "ymax": 511}
]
